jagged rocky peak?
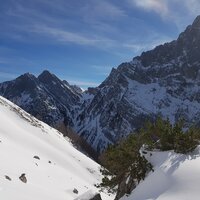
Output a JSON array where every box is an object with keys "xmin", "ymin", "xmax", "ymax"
[
  {"xmin": 16, "ymin": 72, "xmax": 37, "ymax": 83},
  {"xmin": 63, "ymin": 80, "xmax": 70, "ymax": 86},
  {"xmin": 63, "ymin": 80, "xmax": 83, "ymax": 95},
  {"xmin": 137, "ymin": 16, "xmax": 200, "ymax": 69},
  {"xmin": 99, "ymin": 66, "xmax": 130, "ymax": 88},
  {"xmin": 87, "ymin": 87, "xmax": 98, "ymax": 95},
  {"xmin": 17, "ymin": 72, "xmax": 37, "ymax": 81},
  {"xmin": 192, "ymin": 15, "xmax": 200, "ymax": 28},
  {"xmin": 37, "ymin": 71, "xmax": 82, "ymax": 97},
  {"xmin": 11, "ymin": 72, "xmax": 39, "ymax": 93},
  {"xmin": 70, "ymin": 84, "xmax": 83, "ymax": 94},
  {"xmin": 38, "ymin": 70, "xmax": 59, "ymax": 84},
  {"xmin": 0, "ymin": 69, "xmax": 81, "ymax": 129},
  {"xmin": 38, "ymin": 69, "xmax": 54, "ymax": 77},
  {"xmin": 178, "ymin": 17, "xmax": 200, "ymax": 45}
]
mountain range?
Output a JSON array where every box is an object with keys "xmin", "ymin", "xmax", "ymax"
[
  {"xmin": 1, "ymin": 16, "xmax": 200, "ymax": 153},
  {"xmin": 2, "ymin": 90, "xmax": 200, "ymax": 200}
]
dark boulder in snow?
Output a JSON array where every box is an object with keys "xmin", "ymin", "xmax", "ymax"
[
  {"xmin": 73, "ymin": 188, "xmax": 78, "ymax": 194},
  {"xmin": 5, "ymin": 175, "xmax": 11, "ymax": 181},
  {"xmin": 33, "ymin": 155, "xmax": 40, "ymax": 160},
  {"xmin": 19, "ymin": 173, "xmax": 27, "ymax": 183}
]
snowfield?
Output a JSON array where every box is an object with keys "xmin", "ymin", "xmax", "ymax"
[
  {"xmin": 121, "ymin": 147, "xmax": 200, "ymax": 200},
  {"xmin": 0, "ymin": 96, "xmax": 114, "ymax": 200}
]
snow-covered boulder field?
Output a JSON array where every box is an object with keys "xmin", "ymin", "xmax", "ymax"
[
  {"xmin": 0, "ymin": 96, "xmax": 113, "ymax": 200},
  {"xmin": 121, "ymin": 147, "xmax": 200, "ymax": 200}
]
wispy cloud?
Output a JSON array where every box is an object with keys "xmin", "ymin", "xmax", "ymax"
[
  {"xmin": 166, "ymin": 0, "xmax": 200, "ymax": 30},
  {"xmin": 4, "ymin": 1, "xmax": 125, "ymax": 51},
  {"xmin": 31, "ymin": 25, "xmax": 114, "ymax": 46},
  {"xmin": 2, "ymin": 0, "xmax": 194, "ymax": 63},
  {"xmin": 182, "ymin": 0, "xmax": 200, "ymax": 17},
  {"xmin": 129, "ymin": 0, "xmax": 169, "ymax": 17},
  {"xmin": 29, "ymin": 23, "xmax": 173, "ymax": 56},
  {"xmin": 96, "ymin": 1, "xmax": 126, "ymax": 19},
  {"xmin": 82, "ymin": 0, "xmax": 126, "ymax": 21},
  {"xmin": 127, "ymin": 0, "xmax": 199, "ymax": 31},
  {"xmin": 122, "ymin": 36, "xmax": 172, "ymax": 52}
]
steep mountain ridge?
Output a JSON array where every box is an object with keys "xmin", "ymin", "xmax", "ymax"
[
  {"xmin": 0, "ymin": 70, "xmax": 81, "ymax": 129},
  {"xmin": 75, "ymin": 15, "xmax": 200, "ymax": 152},
  {"xmin": 1, "ymin": 16, "xmax": 200, "ymax": 153}
]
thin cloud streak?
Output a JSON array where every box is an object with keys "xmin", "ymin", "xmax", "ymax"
[
  {"xmin": 82, "ymin": 0, "xmax": 126, "ymax": 21},
  {"xmin": 123, "ymin": 36, "xmax": 173, "ymax": 53},
  {"xmin": 68, "ymin": 80, "xmax": 99, "ymax": 87},
  {"xmin": 129, "ymin": 0, "xmax": 169, "ymax": 18},
  {"xmin": 182, "ymin": 0, "xmax": 200, "ymax": 17},
  {"xmin": 31, "ymin": 25, "xmax": 114, "ymax": 46},
  {"xmin": 30, "ymin": 24, "xmax": 173, "ymax": 55},
  {"xmin": 0, "ymin": 0, "xmax": 198, "ymax": 89},
  {"xmin": 127, "ymin": 0, "xmax": 200, "ymax": 31},
  {"xmin": 3, "ymin": 0, "xmax": 177, "ymax": 57}
]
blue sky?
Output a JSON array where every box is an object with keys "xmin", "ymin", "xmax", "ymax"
[{"xmin": 0, "ymin": 0, "xmax": 199, "ymax": 89}]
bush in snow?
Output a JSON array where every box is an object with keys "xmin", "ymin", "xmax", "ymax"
[
  {"xmin": 99, "ymin": 117, "xmax": 200, "ymax": 199},
  {"xmin": 99, "ymin": 134, "xmax": 153, "ymax": 199},
  {"xmin": 139, "ymin": 117, "xmax": 199, "ymax": 154}
]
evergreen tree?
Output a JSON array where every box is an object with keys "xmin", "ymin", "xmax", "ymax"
[
  {"xmin": 99, "ymin": 117, "xmax": 200, "ymax": 199},
  {"xmin": 99, "ymin": 134, "xmax": 152, "ymax": 194},
  {"xmin": 174, "ymin": 127, "xmax": 198, "ymax": 154}
]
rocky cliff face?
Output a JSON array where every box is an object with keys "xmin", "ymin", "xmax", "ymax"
[
  {"xmin": 1, "ymin": 16, "xmax": 200, "ymax": 153},
  {"xmin": 0, "ymin": 70, "xmax": 81, "ymax": 130},
  {"xmin": 74, "ymin": 15, "xmax": 200, "ymax": 152}
]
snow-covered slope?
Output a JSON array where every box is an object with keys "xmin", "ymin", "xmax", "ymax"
[
  {"xmin": 121, "ymin": 147, "xmax": 200, "ymax": 200},
  {"xmin": 0, "ymin": 96, "xmax": 113, "ymax": 200}
]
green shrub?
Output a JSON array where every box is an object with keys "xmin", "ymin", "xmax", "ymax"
[
  {"xmin": 99, "ymin": 134, "xmax": 152, "ymax": 193},
  {"xmin": 174, "ymin": 127, "xmax": 198, "ymax": 154},
  {"xmin": 99, "ymin": 117, "xmax": 200, "ymax": 198},
  {"xmin": 139, "ymin": 117, "xmax": 199, "ymax": 154}
]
